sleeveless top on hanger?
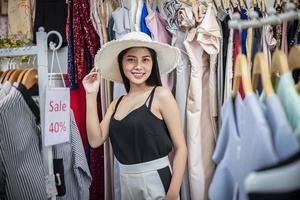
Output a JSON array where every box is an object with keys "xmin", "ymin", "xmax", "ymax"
[{"xmin": 109, "ymin": 87, "xmax": 172, "ymax": 165}]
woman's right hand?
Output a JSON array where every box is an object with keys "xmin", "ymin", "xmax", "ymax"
[{"xmin": 82, "ymin": 67, "xmax": 101, "ymax": 95}]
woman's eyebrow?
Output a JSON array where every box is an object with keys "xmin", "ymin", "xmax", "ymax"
[{"xmin": 125, "ymin": 55, "xmax": 151, "ymax": 58}]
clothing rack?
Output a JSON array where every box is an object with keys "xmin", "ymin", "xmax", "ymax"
[
  {"xmin": 0, "ymin": 27, "xmax": 61, "ymax": 200},
  {"xmin": 228, "ymin": 2, "xmax": 300, "ymax": 29}
]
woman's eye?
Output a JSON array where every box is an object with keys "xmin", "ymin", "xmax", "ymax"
[
  {"xmin": 127, "ymin": 58, "xmax": 135, "ymax": 62},
  {"xmin": 143, "ymin": 58, "xmax": 150, "ymax": 62}
]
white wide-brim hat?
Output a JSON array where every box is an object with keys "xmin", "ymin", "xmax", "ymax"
[{"xmin": 94, "ymin": 32, "xmax": 181, "ymax": 83}]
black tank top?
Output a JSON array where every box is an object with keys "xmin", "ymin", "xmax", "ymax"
[{"xmin": 109, "ymin": 87, "xmax": 172, "ymax": 164}]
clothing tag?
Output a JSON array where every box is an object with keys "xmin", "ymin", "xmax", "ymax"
[
  {"xmin": 217, "ymin": 8, "xmax": 228, "ymax": 21},
  {"xmin": 45, "ymin": 174, "xmax": 58, "ymax": 198}
]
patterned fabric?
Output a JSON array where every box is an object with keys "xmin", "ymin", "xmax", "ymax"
[
  {"xmin": 0, "ymin": 87, "xmax": 47, "ymax": 199},
  {"xmin": 90, "ymin": 0, "xmax": 104, "ymax": 45},
  {"xmin": 163, "ymin": 0, "xmax": 181, "ymax": 31},
  {"xmin": 0, "ymin": 86, "xmax": 92, "ymax": 200},
  {"xmin": 0, "ymin": 16, "xmax": 8, "ymax": 38},
  {"xmin": 273, "ymin": 2, "xmax": 283, "ymax": 49},
  {"xmin": 67, "ymin": 0, "xmax": 77, "ymax": 89},
  {"xmin": 68, "ymin": 0, "xmax": 100, "ymax": 88},
  {"xmin": 7, "ymin": 0, "xmax": 35, "ymax": 41},
  {"xmin": 54, "ymin": 111, "xmax": 92, "ymax": 200},
  {"xmin": 68, "ymin": 2, "xmax": 103, "ymax": 200}
]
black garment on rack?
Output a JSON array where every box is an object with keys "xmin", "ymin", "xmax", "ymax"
[
  {"xmin": 53, "ymin": 159, "xmax": 66, "ymax": 196},
  {"xmin": 221, "ymin": 14, "xmax": 230, "ymax": 94},
  {"xmin": 251, "ymin": 6, "xmax": 263, "ymax": 63},
  {"xmin": 33, "ymin": 0, "xmax": 68, "ymax": 46},
  {"xmin": 287, "ymin": 20, "xmax": 299, "ymax": 50}
]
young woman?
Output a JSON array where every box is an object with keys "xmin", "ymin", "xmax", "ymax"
[{"xmin": 83, "ymin": 32, "xmax": 187, "ymax": 200}]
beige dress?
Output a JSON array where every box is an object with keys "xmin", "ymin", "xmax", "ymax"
[
  {"xmin": 184, "ymin": 4, "xmax": 221, "ymax": 200},
  {"xmin": 8, "ymin": 0, "xmax": 35, "ymax": 41}
]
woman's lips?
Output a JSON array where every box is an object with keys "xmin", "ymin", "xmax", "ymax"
[{"xmin": 131, "ymin": 72, "xmax": 145, "ymax": 79}]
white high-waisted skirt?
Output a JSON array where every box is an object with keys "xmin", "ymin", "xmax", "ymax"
[{"xmin": 118, "ymin": 156, "xmax": 174, "ymax": 200}]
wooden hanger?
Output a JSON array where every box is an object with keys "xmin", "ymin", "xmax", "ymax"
[
  {"xmin": 252, "ymin": 53, "xmax": 274, "ymax": 96},
  {"xmin": 16, "ymin": 68, "xmax": 29, "ymax": 83},
  {"xmin": 271, "ymin": 49, "xmax": 290, "ymax": 76},
  {"xmin": 0, "ymin": 70, "xmax": 10, "ymax": 83},
  {"xmin": 8, "ymin": 69, "xmax": 24, "ymax": 83},
  {"xmin": 288, "ymin": 45, "xmax": 300, "ymax": 71},
  {"xmin": 21, "ymin": 68, "xmax": 38, "ymax": 89},
  {"xmin": 232, "ymin": 54, "xmax": 253, "ymax": 97},
  {"xmin": 3, "ymin": 69, "xmax": 16, "ymax": 82},
  {"xmin": 288, "ymin": 45, "xmax": 300, "ymax": 93}
]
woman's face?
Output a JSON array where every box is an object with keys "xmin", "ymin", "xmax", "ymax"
[{"xmin": 122, "ymin": 47, "xmax": 153, "ymax": 86}]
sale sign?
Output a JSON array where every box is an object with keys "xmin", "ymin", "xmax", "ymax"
[{"xmin": 44, "ymin": 87, "xmax": 70, "ymax": 146}]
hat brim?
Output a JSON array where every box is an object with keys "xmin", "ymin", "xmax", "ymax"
[{"xmin": 95, "ymin": 39, "xmax": 181, "ymax": 83}]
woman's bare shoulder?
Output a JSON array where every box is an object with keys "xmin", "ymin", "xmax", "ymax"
[{"xmin": 155, "ymin": 86, "xmax": 174, "ymax": 101}]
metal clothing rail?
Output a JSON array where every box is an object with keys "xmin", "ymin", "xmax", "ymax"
[
  {"xmin": 0, "ymin": 27, "xmax": 61, "ymax": 200},
  {"xmin": 228, "ymin": 2, "xmax": 300, "ymax": 29}
]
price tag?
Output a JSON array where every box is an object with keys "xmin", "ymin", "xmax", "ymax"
[{"xmin": 44, "ymin": 87, "xmax": 70, "ymax": 146}]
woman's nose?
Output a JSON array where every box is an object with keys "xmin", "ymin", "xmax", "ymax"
[{"xmin": 134, "ymin": 61, "xmax": 143, "ymax": 70}]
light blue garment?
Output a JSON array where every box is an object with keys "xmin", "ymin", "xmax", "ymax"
[
  {"xmin": 276, "ymin": 72, "xmax": 300, "ymax": 143},
  {"xmin": 209, "ymin": 94, "xmax": 278, "ymax": 200},
  {"xmin": 260, "ymin": 95, "xmax": 299, "ymax": 160},
  {"xmin": 112, "ymin": 7, "xmax": 131, "ymax": 39}
]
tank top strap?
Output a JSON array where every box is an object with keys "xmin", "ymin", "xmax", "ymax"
[
  {"xmin": 145, "ymin": 86, "xmax": 157, "ymax": 110},
  {"xmin": 113, "ymin": 95, "xmax": 124, "ymax": 117}
]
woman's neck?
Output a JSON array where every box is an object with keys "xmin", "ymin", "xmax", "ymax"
[{"xmin": 128, "ymin": 83, "xmax": 153, "ymax": 95}]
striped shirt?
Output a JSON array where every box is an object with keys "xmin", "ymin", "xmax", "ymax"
[
  {"xmin": 0, "ymin": 82, "xmax": 11, "ymax": 100},
  {"xmin": 0, "ymin": 86, "xmax": 91, "ymax": 199}
]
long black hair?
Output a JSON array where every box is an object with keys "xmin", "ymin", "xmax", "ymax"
[{"xmin": 117, "ymin": 47, "xmax": 162, "ymax": 93}]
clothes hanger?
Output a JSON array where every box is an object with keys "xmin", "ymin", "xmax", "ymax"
[
  {"xmin": 252, "ymin": 52, "xmax": 275, "ymax": 96},
  {"xmin": 232, "ymin": 54, "xmax": 253, "ymax": 97},
  {"xmin": 17, "ymin": 56, "xmax": 35, "ymax": 83},
  {"xmin": 8, "ymin": 68, "xmax": 24, "ymax": 83},
  {"xmin": 288, "ymin": 45, "xmax": 300, "ymax": 93},
  {"xmin": 288, "ymin": 45, "xmax": 300, "ymax": 71},
  {"xmin": 21, "ymin": 68, "xmax": 38, "ymax": 90},
  {"xmin": 3, "ymin": 69, "xmax": 16, "ymax": 82},
  {"xmin": 16, "ymin": 68, "xmax": 29, "ymax": 83},
  {"xmin": 271, "ymin": 49, "xmax": 290, "ymax": 76},
  {"xmin": 0, "ymin": 70, "xmax": 10, "ymax": 83},
  {"xmin": 239, "ymin": 0, "xmax": 248, "ymax": 9}
]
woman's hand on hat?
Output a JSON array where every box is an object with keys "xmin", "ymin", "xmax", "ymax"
[{"xmin": 82, "ymin": 67, "xmax": 101, "ymax": 95}]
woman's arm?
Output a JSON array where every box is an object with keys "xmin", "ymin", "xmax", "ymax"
[
  {"xmin": 83, "ymin": 68, "xmax": 116, "ymax": 148},
  {"xmin": 86, "ymin": 94, "xmax": 116, "ymax": 148},
  {"xmin": 156, "ymin": 87, "xmax": 188, "ymax": 200}
]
